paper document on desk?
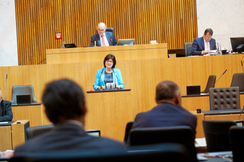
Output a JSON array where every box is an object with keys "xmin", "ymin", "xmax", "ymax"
[{"xmin": 195, "ymin": 138, "xmax": 207, "ymax": 147}]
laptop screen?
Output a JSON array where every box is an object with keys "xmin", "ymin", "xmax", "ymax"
[
  {"xmin": 17, "ymin": 95, "xmax": 31, "ymax": 104},
  {"xmin": 86, "ymin": 129, "xmax": 100, "ymax": 137}
]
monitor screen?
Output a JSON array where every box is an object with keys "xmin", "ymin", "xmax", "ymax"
[
  {"xmin": 230, "ymin": 37, "xmax": 244, "ymax": 52},
  {"xmin": 117, "ymin": 39, "xmax": 135, "ymax": 45},
  {"xmin": 86, "ymin": 129, "xmax": 100, "ymax": 137},
  {"xmin": 64, "ymin": 43, "xmax": 77, "ymax": 48}
]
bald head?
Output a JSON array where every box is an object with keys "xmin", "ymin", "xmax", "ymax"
[
  {"xmin": 97, "ymin": 22, "xmax": 106, "ymax": 36},
  {"xmin": 0, "ymin": 90, "xmax": 3, "ymax": 104},
  {"xmin": 155, "ymin": 80, "xmax": 181, "ymax": 105}
]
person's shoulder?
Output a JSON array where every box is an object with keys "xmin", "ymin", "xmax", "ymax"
[
  {"xmin": 2, "ymin": 100, "xmax": 12, "ymax": 106},
  {"xmin": 177, "ymin": 105, "xmax": 196, "ymax": 118},
  {"xmin": 211, "ymin": 38, "xmax": 216, "ymax": 42},
  {"xmin": 194, "ymin": 37, "xmax": 203, "ymax": 42},
  {"xmin": 105, "ymin": 31, "xmax": 114, "ymax": 36},
  {"xmin": 91, "ymin": 33, "xmax": 99, "ymax": 38},
  {"xmin": 97, "ymin": 67, "xmax": 105, "ymax": 72},
  {"xmin": 113, "ymin": 68, "xmax": 121, "ymax": 72}
]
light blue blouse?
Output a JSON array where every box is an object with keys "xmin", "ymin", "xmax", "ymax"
[{"xmin": 93, "ymin": 67, "xmax": 125, "ymax": 90}]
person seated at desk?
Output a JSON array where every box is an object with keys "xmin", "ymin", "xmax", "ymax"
[
  {"xmin": 191, "ymin": 28, "xmax": 216, "ymax": 56},
  {"xmin": 93, "ymin": 54, "xmax": 125, "ymax": 90},
  {"xmin": 14, "ymin": 79, "xmax": 125, "ymax": 154},
  {"xmin": 90, "ymin": 22, "xmax": 117, "ymax": 47},
  {"xmin": 0, "ymin": 90, "xmax": 13, "ymax": 122},
  {"xmin": 131, "ymin": 80, "xmax": 197, "ymax": 133}
]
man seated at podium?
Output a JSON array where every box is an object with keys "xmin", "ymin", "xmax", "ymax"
[
  {"xmin": 93, "ymin": 54, "xmax": 124, "ymax": 90},
  {"xmin": 191, "ymin": 28, "xmax": 216, "ymax": 56},
  {"xmin": 0, "ymin": 90, "xmax": 13, "ymax": 122},
  {"xmin": 14, "ymin": 79, "xmax": 125, "ymax": 154},
  {"xmin": 131, "ymin": 80, "xmax": 197, "ymax": 133},
  {"xmin": 90, "ymin": 22, "xmax": 117, "ymax": 47}
]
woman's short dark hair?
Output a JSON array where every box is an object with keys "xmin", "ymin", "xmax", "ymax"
[
  {"xmin": 103, "ymin": 54, "xmax": 116, "ymax": 68},
  {"xmin": 42, "ymin": 79, "xmax": 85, "ymax": 124}
]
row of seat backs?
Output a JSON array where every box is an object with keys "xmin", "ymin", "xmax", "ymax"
[
  {"xmin": 25, "ymin": 124, "xmax": 197, "ymax": 162},
  {"xmin": 197, "ymin": 73, "xmax": 244, "ymax": 94},
  {"xmin": 201, "ymin": 73, "xmax": 244, "ymax": 110},
  {"xmin": 10, "ymin": 143, "xmax": 192, "ymax": 162},
  {"xmin": 203, "ymin": 120, "xmax": 244, "ymax": 162}
]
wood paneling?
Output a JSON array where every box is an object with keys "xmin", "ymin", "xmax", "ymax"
[
  {"xmin": 0, "ymin": 126, "xmax": 12, "ymax": 150},
  {"xmin": 46, "ymin": 43, "xmax": 168, "ymax": 64},
  {"xmin": 0, "ymin": 55, "xmax": 244, "ymax": 141},
  {"xmin": 12, "ymin": 120, "xmax": 30, "ymax": 149},
  {"xmin": 15, "ymin": 0, "xmax": 197, "ymax": 65},
  {"xmin": 12, "ymin": 105, "xmax": 43, "ymax": 127}
]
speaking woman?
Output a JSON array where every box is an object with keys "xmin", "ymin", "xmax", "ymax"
[{"xmin": 93, "ymin": 54, "xmax": 125, "ymax": 90}]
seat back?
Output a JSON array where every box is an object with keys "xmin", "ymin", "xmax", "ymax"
[
  {"xmin": 203, "ymin": 119, "xmax": 236, "ymax": 152},
  {"xmin": 11, "ymin": 85, "xmax": 38, "ymax": 104},
  {"xmin": 231, "ymin": 73, "xmax": 244, "ymax": 92},
  {"xmin": 26, "ymin": 124, "xmax": 54, "ymax": 140},
  {"xmin": 184, "ymin": 42, "xmax": 193, "ymax": 56},
  {"xmin": 129, "ymin": 126, "xmax": 197, "ymax": 162},
  {"xmin": 123, "ymin": 121, "xmax": 134, "ymax": 143},
  {"xmin": 106, "ymin": 27, "xmax": 113, "ymax": 33},
  {"xmin": 230, "ymin": 126, "xmax": 244, "ymax": 162},
  {"xmin": 201, "ymin": 75, "xmax": 216, "ymax": 93},
  {"xmin": 11, "ymin": 143, "xmax": 193, "ymax": 162},
  {"xmin": 96, "ymin": 27, "xmax": 113, "ymax": 33},
  {"xmin": 209, "ymin": 87, "xmax": 240, "ymax": 110},
  {"xmin": 26, "ymin": 125, "xmax": 101, "ymax": 140}
]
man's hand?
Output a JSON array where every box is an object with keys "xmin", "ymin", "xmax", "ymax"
[
  {"xmin": 115, "ymin": 86, "xmax": 121, "ymax": 89},
  {"xmin": 202, "ymin": 50, "xmax": 210, "ymax": 55},
  {"xmin": 98, "ymin": 86, "xmax": 105, "ymax": 90}
]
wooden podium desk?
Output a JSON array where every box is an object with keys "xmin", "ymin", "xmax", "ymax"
[
  {"xmin": 0, "ymin": 120, "xmax": 29, "ymax": 151},
  {"xmin": 12, "ymin": 104, "xmax": 43, "ymax": 127},
  {"xmin": 85, "ymin": 89, "xmax": 132, "ymax": 141},
  {"xmin": 192, "ymin": 112, "xmax": 244, "ymax": 139},
  {"xmin": 46, "ymin": 43, "xmax": 168, "ymax": 64}
]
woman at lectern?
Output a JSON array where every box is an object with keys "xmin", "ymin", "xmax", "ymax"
[{"xmin": 93, "ymin": 54, "xmax": 125, "ymax": 90}]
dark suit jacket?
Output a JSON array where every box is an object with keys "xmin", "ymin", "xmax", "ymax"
[
  {"xmin": 14, "ymin": 123, "xmax": 125, "ymax": 154},
  {"xmin": 132, "ymin": 103, "xmax": 197, "ymax": 133},
  {"xmin": 90, "ymin": 32, "xmax": 117, "ymax": 47},
  {"xmin": 0, "ymin": 100, "xmax": 13, "ymax": 122},
  {"xmin": 191, "ymin": 37, "xmax": 217, "ymax": 55}
]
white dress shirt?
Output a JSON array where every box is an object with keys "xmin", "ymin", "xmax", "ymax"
[{"xmin": 100, "ymin": 34, "xmax": 109, "ymax": 46}]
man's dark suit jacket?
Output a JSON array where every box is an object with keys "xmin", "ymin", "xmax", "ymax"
[
  {"xmin": 0, "ymin": 100, "xmax": 13, "ymax": 122},
  {"xmin": 191, "ymin": 36, "xmax": 217, "ymax": 55},
  {"xmin": 132, "ymin": 103, "xmax": 197, "ymax": 133},
  {"xmin": 90, "ymin": 32, "xmax": 117, "ymax": 47},
  {"xmin": 14, "ymin": 122, "xmax": 125, "ymax": 154}
]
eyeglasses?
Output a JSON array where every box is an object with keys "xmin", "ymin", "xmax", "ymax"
[{"xmin": 106, "ymin": 60, "xmax": 113, "ymax": 63}]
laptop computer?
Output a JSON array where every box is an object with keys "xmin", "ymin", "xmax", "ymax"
[
  {"xmin": 117, "ymin": 39, "xmax": 135, "ymax": 45},
  {"xmin": 17, "ymin": 95, "xmax": 31, "ymax": 105}
]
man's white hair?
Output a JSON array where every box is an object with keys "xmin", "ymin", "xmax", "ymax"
[{"xmin": 97, "ymin": 22, "xmax": 106, "ymax": 28}]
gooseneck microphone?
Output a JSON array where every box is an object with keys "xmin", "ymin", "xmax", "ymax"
[
  {"xmin": 241, "ymin": 60, "xmax": 244, "ymax": 73},
  {"xmin": 212, "ymin": 69, "xmax": 227, "ymax": 87},
  {"xmin": 5, "ymin": 74, "xmax": 8, "ymax": 100}
]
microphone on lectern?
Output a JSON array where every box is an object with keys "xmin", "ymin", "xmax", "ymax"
[
  {"xmin": 241, "ymin": 60, "xmax": 244, "ymax": 73},
  {"xmin": 212, "ymin": 69, "xmax": 227, "ymax": 87},
  {"xmin": 5, "ymin": 74, "xmax": 8, "ymax": 100}
]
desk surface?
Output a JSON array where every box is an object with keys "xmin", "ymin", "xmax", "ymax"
[{"xmin": 86, "ymin": 89, "xmax": 131, "ymax": 93}]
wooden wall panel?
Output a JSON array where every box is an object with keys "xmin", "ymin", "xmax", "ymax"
[
  {"xmin": 0, "ymin": 55, "xmax": 244, "ymax": 140},
  {"xmin": 15, "ymin": 0, "xmax": 197, "ymax": 65}
]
